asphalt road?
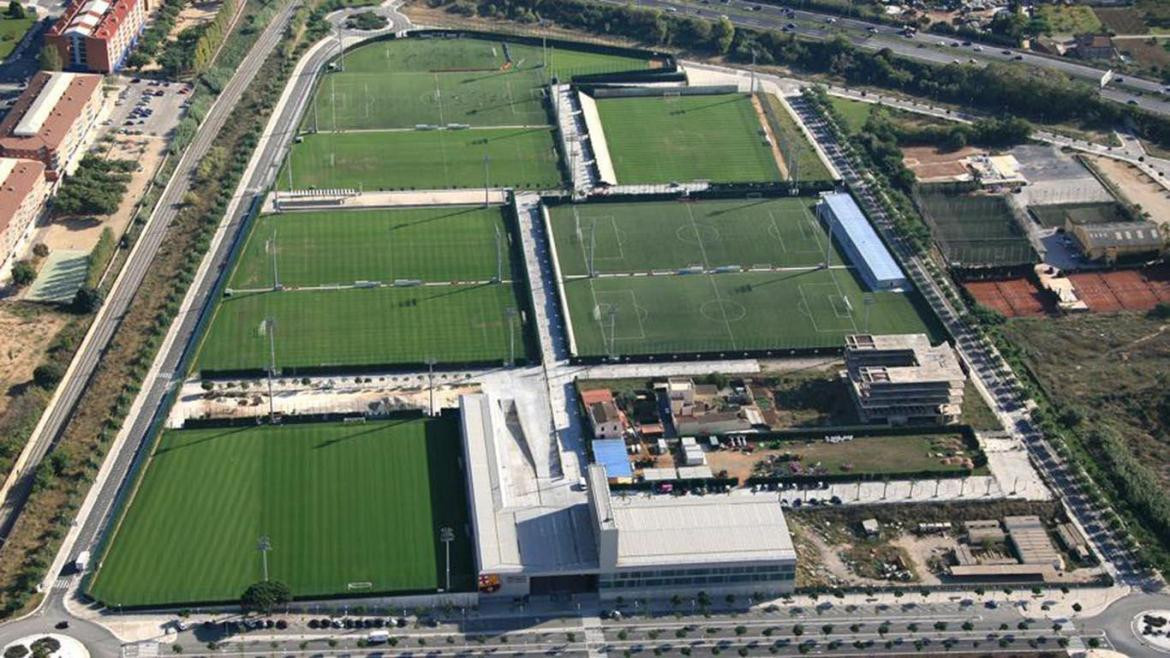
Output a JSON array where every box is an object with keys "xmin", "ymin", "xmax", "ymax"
[{"xmin": 611, "ymin": 0, "xmax": 1170, "ymax": 116}]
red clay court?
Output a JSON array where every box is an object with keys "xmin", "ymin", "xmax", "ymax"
[
  {"xmin": 1068, "ymin": 267, "xmax": 1170, "ymax": 312},
  {"xmin": 965, "ymin": 277, "xmax": 1050, "ymax": 318}
]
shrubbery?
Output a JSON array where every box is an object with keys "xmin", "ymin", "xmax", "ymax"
[{"xmin": 52, "ymin": 157, "xmax": 135, "ymax": 217}]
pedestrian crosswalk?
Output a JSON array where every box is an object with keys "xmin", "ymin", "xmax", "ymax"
[{"xmin": 52, "ymin": 575, "xmax": 75, "ymax": 590}]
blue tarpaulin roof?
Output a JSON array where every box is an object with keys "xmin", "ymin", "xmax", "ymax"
[{"xmin": 592, "ymin": 439, "xmax": 632, "ymax": 478}]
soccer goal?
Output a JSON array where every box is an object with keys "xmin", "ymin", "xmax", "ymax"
[{"xmin": 663, "ymin": 91, "xmax": 682, "ymax": 103}]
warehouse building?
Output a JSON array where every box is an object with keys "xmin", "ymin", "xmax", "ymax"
[
  {"xmin": 587, "ymin": 464, "xmax": 796, "ymax": 599},
  {"xmin": 1067, "ymin": 219, "xmax": 1165, "ymax": 264},
  {"xmin": 0, "ymin": 158, "xmax": 50, "ymax": 282},
  {"xmin": 843, "ymin": 333, "xmax": 966, "ymax": 425},
  {"xmin": 816, "ymin": 191, "xmax": 907, "ymax": 291},
  {"xmin": 0, "ymin": 72, "xmax": 104, "ymax": 180},
  {"xmin": 46, "ymin": 0, "xmax": 152, "ymax": 73}
]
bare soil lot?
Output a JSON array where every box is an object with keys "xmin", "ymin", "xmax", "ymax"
[
  {"xmin": 1084, "ymin": 155, "xmax": 1170, "ymax": 226},
  {"xmin": 902, "ymin": 145, "xmax": 980, "ymax": 183},
  {"xmin": 0, "ymin": 304, "xmax": 69, "ymax": 416}
]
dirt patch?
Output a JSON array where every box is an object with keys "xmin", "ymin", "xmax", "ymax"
[
  {"xmin": 750, "ymin": 93, "xmax": 790, "ymax": 180},
  {"xmin": 1095, "ymin": 7, "xmax": 1150, "ymax": 34},
  {"xmin": 170, "ymin": 0, "xmax": 221, "ymax": 38},
  {"xmin": 902, "ymin": 145, "xmax": 981, "ymax": 183},
  {"xmin": 0, "ymin": 304, "xmax": 69, "ymax": 416},
  {"xmin": 1115, "ymin": 36, "xmax": 1170, "ymax": 75},
  {"xmin": 964, "ymin": 278, "xmax": 1051, "ymax": 318},
  {"xmin": 1084, "ymin": 155, "xmax": 1170, "ymax": 227}
]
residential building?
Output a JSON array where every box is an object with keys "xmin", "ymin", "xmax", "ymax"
[
  {"xmin": 816, "ymin": 191, "xmax": 907, "ymax": 291},
  {"xmin": 0, "ymin": 158, "xmax": 50, "ymax": 282},
  {"xmin": 0, "ymin": 72, "xmax": 104, "ymax": 180},
  {"xmin": 1067, "ymin": 219, "xmax": 1165, "ymax": 264},
  {"xmin": 843, "ymin": 333, "xmax": 966, "ymax": 425},
  {"xmin": 1073, "ymin": 34, "xmax": 1117, "ymax": 60},
  {"xmin": 587, "ymin": 464, "xmax": 797, "ymax": 599},
  {"xmin": 46, "ymin": 0, "xmax": 152, "ymax": 73}
]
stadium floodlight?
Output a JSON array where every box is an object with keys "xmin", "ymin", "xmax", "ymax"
[
  {"xmin": 494, "ymin": 225, "xmax": 503, "ymax": 283},
  {"xmin": 505, "ymin": 306, "xmax": 517, "ymax": 365},
  {"xmin": 439, "ymin": 527, "xmax": 455, "ymax": 592},
  {"xmin": 483, "ymin": 154, "xmax": 491, "ymax": 207},
  {"xmin": 258, "ymin": 535, "xmax": 272, "ymax": 581},
  {"xmin": 265, "ymin": 317, "xmax": 278, "ymax": 422},
  {"xmin": 863, "ymin": 294, "xmax": 875, "ymax": 332},
  {"xmin": 268, "ymin": 229, "xmax": 281, "ymax": 291},
  {"xmin": 424, "ymin": 356, "xmax": 438, "ymax": 416},
  {"xmin": 335, "ymin": 20, "xmax": 345, "ymax": 72},
  {"xmin": 606, "ymin": 305, "xmax": 618, "ymax": 360}
]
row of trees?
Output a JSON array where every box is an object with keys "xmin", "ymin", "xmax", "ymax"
[
  {"xmin": 191, "ymin": 0, "xmax": 240, "ymax": 73},
  {"xmin": 51, "ymin": 156, "xmax": 135, "ymax": 217},
  {"xmin": 125, "ymin": 0, "xmax": 182, "ymax": 69}
]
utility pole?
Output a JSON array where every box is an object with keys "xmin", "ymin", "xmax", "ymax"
[
  {"xmin": 425, "ymin": 356, "xmax": 437, "ymax": 416},
  {"xmin": 439, "ymin": 527, "xmax": 455, "ymax": 592},
  {"xmin": 258, "ymin": 536, "xmax": 272, "ymax": 581},
  {"xmin": 265, "ymin": 317, "xmax": 278, "ymax": 422}
]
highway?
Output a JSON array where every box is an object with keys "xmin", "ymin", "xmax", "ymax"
[{"xmin": 607, "ymin": 0, "xmax": 1170, "ymax": 116}]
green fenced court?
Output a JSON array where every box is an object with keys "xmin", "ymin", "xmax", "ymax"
[
  {"xmin": 564, "ymin": 270, "xmax": 937, "ymax": 357},
  {"xmin": 916, "ymin": 190, "xmax": 1036, "ymax": 267},
  {"xmin": 308, "ymin": 37, "xmax": 656, "ymax": 131},
  {"xmin": 230, "ymin": 206, "xmax": 511, "ymax": 289},
  {"xmin": 87, "ymin": 416, "xmax": 474, "ymax": 607},
  {"xmin": 278, "ymin": 128, "xmax": 562, "ymax": 191},
  {"xmin": 548, "ymin": 198, "xmax": 837, "ymax": 276},
  {"xmin": 198, "ymin": 284, "xmax": 526, "ymax": 373},
  {"xmin": 595, "ymin": 93, "xmax": 782, "ymax": 184}
]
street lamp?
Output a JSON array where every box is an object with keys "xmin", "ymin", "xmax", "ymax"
[{"xmin": 439, "ymin": 527, "xmax": 454, "ymax": 592}]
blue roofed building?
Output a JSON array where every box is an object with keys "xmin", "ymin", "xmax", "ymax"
[
  {"xmin": 816, "ymin": 192, "xmax": 908, "ymax": 291},
  {"xmin": 592, "ymin": 439, "xmax": 633, "ymax": 482}
]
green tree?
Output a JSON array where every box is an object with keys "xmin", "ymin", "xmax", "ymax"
[
  {"xmin": 33, "ymin": 363, "xmax": 64, "ymax": 389},
  {"xmin": 71, "ymin": 286, "xmax": 103, "ymax": 314},
  {"xmin": 712, "ymin": 16, "xmax": 735, "ymax": 54},
  {"xmin": 10, "ymin": 260, "xmax": 35, "ymax": 287},
  {"xmin": 240, "ymin": 580, "xmax": 291, "ymax": 614},
  {"xmin": 6, "ymin": 1, "xmax": 24, "ymax": 19}
]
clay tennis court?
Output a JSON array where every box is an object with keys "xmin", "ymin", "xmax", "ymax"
[
  {"xmin": 965, "ymin": 277, "xmax": 1050, "ymax": 317},
  {"xmin": 1068, "ymin": 267, "xmax": 1170, "ymax": 312}
]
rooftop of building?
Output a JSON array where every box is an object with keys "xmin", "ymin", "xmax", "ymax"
[
  {"xmin": 592, "ymin": 439, "xmax": 633, "ymax": 479},
  {"xmin": 589, "ymin": 464, "xmax": 796, "ymax": 568},
  {"xmin": 51, "ymin": 0, "xmax": 142, "ymax": 40},
  {"xmin": 589, "ymin": 400, "xmax": 622, "ymax": 426},
  {"xmin": 0, "ymin": 158, "xmax": 46, "ymax": 234},
  {"xmin": 0, "ymin": 72, "xmax": 102, "ymax": 155},
  {"xmin": 818, "ymin": 191, "xmax": 905, "ymax": 284},
  {"xmin": 1073, "ymin": 221, "xmax": 1164, "ymax": 250},
  {"xmin": 846, "ymin": 333, "xmax": 966, "ymax": 385}
]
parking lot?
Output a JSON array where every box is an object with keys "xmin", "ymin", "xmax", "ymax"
[{"xmin": 108, "ymin": 77, "xmax": 192, "ymax": 138}]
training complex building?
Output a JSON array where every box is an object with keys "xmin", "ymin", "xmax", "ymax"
[{"xmin": 459, "ymin": 393, "xmax": 797, "ymax": 600}]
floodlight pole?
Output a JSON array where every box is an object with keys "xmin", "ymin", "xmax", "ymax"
[
  {"xmin": 270, "ymin": 230, "xmax": 280, "ymax": 291},
  {"xmin": 863, "ymin": 294, "xmax": 875, "ymax": 332},
  {"xmin": 823, "ymin": 205, "xmax": 834, "ymax": 267},
  {"xmin": 425, "ymin": 356, "xmax": 437, "ymax": 416},
  {"xmin": 258, "ymin": 536, "xmax": 272, "ymax": 581},
  {"xmin": 607, "ymin": 306, "xmax": 618, "ymax": 360},
  {"xmin": 750, "ymin": 50, "xmax": 756, "ymax": 95},
  {"xmin": 266, "ymin": 317, "xmax": 277, "ymax": 422},
  {"xmin": 439, "ymin": 527, "xmax": 455, "ymax": 592},
  {"xmin": 495, "ymin": 225, "xmax": 503, "ymax": 283},
  {"xmin": 336, "ymin": 20, "xmax": 345, "ymax": 72},
  {"xmin": 483, "ymin": 154, "xmax": 491, "ymax": 207},
  {"xmin": 287, "ymin": 154, "xmax": 294, "ymax": 192},
  {"xmin": 505, "ymin": 306, "xmax": 517, "ymax": 365},
  {"xmin": 589, "ymin": 216, "xmax": 598, "ymax": 277}
]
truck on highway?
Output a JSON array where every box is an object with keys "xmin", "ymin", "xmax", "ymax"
[{"xmin": 74, "ymin": 550, "xmax": 90, "ymax": 573}]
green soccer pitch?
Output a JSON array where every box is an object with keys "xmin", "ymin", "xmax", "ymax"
[
  {"xmin": 278, "ymin": 128, "xmax": 562, "ymax": 191},
  {"xmin": 548, "ymin": 198, "xmax": 834, "ymax": 276},
  {"xmin": 563, "ymin": 270, "xmax": 938, "ymax": 357},
  {"xmin": 87, "ymin": 416, "xmax": 474, "ymax": 607},
  {"xmin": 308, "ymin": 37, "xmax": 656, "ymax": 131},
  {"xmin": 229, "ymin": 206, "xmax": 511, "ymax": 289},
  {"xmin": 197, "ymin": 283, "xmax": 526, "ymax": 374},
  {"xmin": 594, "ymin": 93, "xmax": 782, "ymax": 184}
]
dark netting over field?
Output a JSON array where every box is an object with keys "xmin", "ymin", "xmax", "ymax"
[
  {"xmin": 1028, "ymin": 201, "xmax": 1132, "ymax": 229},
  {"xmin": 916, "ymin": 189, "xmax": 1036, "ymax": 268}
]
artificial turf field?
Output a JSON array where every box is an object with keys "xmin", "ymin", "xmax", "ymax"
[
  {"xmin": 88, "ymin": 416, "xmax": 474, "ymax": 606},
  {"xmin": 594, "ymin": 93, "xmax": 781, "ymax": 184},
  {"xmin": 278, "ymin": 128, "xmax": 562, "ymax": 191},
  {"xmin": 308, "ymin": 37, "xmax": 656, "ymax": 131},
  {"xmin": 548, "ymin": 198, "xmax": 833, "ymax": 276},
  {"xmin": 229, "ymin": 206, "xmax": 511, "ymax": 289},
  {"xmin": 563, "ymin": 270, "xmax": 937, "ymax": 356},
  {"xmin": 198, "ymin": 283, "xmax": 525, "ymax": 373}
]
